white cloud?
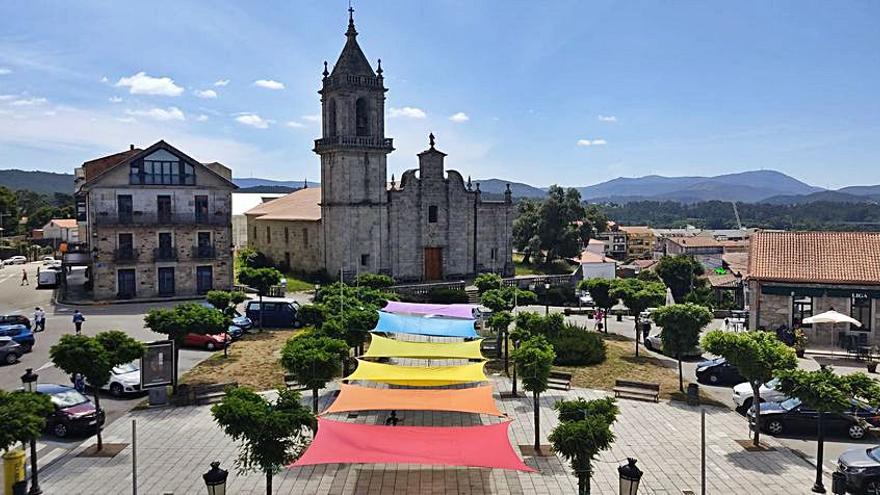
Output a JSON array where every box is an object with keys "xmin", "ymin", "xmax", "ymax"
[
  {"xmin": 0, "ymin": 68, "xmax": 11, "ymax": 75},
  {"xmin": 449, "ymin": 112, "xmax": 470, "ymax": 123},
  {"xmin": 214, "ymin": 79, "xmax": 230, "ymax": 87},
  {"xmin": 115, "ymin": 71, "xmax": 184, "ymax": 96},
  {"xmin": 194, "ymin": 89, "xmax": 218, "ymax": 99},
  {"xmin": 598, "ymin": 115, "xmax": 617, "ymax": 123},
  {"xmin": 116, "ymin": 116, "xmax": 136, "ymax": 123},
  {"xmin": 125, "ymin": 106, "xmax": 185, "ymax": 121},
  {"xmin": 43, "ymin": 110, "xmax": 57, "ymax": 116},
  {"xmin": 389, "ymin": 106, "xmax": 427, "ymax": 119},
  {"xmin": 285, "ymin": 121, "xmax": 304, "ymax": 128},
  {"xmin": 10, "ymin": 97, "xmax": 47, "ymax": 106},
  {"xmin": 100, "ymin": 76, "xmax": 108, "ymax": 83},
  {"xmin": 109, "ymin": 96, "xmax": 123, "ymax": 103},
  {"xmin": 301, "ymin": 114, "xmax": 320, "ymax": 122},
  {"xmin": 577, "ymin": 138, "xmax": 607, "ymax": 147},
  {"xmin": 235, "ymin": 113, "xmax": 269, "ymax": 129},
  {"xmin": 253, "ymin": 79, "xmax": 285, "ymax": 90},
  {"xmin": 196, "ymin": 114, "xmax": 209, "ymax": 122},
  {"xmin": 0, "ymin": 95, "xmax": 16, "ymax": 101}
]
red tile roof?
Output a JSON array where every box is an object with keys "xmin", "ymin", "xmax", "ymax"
[
  {"xmin": 49, "ymin": 219, "xmax": 78, "ymax": 228},
  {"xmin": 244, "ymin": 188, "xmax": 322, "ymax": 221},
  {"xmin": 748, "ymin": 231, "xmax": 880, "ymax": 285}
]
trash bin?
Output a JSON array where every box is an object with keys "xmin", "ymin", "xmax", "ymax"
[
  {"xmin": 687, "ymin": 383, "xmax": 700, "ymax": 406},
  {"xmin": 831, "ymin": 471, "xmax": 847, "ymax": 494},
  {"xmin": 3, "ymin": 448, "xmax": 25, "ymax": 495}
]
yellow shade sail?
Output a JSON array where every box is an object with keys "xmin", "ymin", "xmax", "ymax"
[
  {"xmin": 363, "ymin": 334, "xmax": 485, "ymax": 360},
  {"xmin": 344, "ymin": 359, "xmax": 488, "ymax": 387},
  {"xmin": 322, "ymin": 384, "xmax": 504, "ymax": 416}
]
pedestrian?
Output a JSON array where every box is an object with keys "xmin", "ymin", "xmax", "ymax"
[
  {"xmin": 642, "ymin": 319, "xmax": 652, "ymax": 342},
  {"xmin": 73, "ymin": 372, "xmax": 85, "ymax": 393},
  {"xmin": 72, "ymin": 309, "xmax": 85, "ymax": 335},
  {"xmin": 385, "ymin": 410, "xmax": 400, "ymax": 426},
  {"xmin": 33, "ymin": 307, "xmax": 45, "ymax": 332},
  {"xmin": 20, "ymin": 268, "xmax": 28, "ymax": 286}
]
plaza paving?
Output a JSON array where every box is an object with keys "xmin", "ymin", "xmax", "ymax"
[{"xmin": 37, "ymin": 376, "xmax": 820, "ymax": 494}]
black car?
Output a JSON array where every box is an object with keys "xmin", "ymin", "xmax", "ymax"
[
  {"xmin": 749, "ymin": 397, "xmax": 880, "ymax": 440},
  {"xmin": 838, "ymin": 445, "xmax": 880, "ymax": 495},
  {"xmin": 36, "ymin": 384, "xmax": 105, "ymax": 438},
  {"xmin": 0, "ymin": 336, "xmax": 22, "ymax": 365},
  {"xmin": 695, "ymin": 357, "xmax": 744, "ymax": 385}
]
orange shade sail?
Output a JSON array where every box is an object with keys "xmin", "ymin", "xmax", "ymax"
[{"xmin": 322, "ymin": 384, "xmax": 504, "ymax": 417}]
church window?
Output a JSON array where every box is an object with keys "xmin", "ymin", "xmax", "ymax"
[
  {"xmin": 355, "ymin": 97, "xmax": 369, "ymax": 136},
  {"xmin": 253, "ymin": 226, "xmax": 257, "ymax": 240},
  {"xmin": 266, "ymin": 226, "xmax": 271, "ymax": 244},
  {"xmin": 327, "ymin": 98, "xmax": 337, "ymax": 137},
  {"xmin": 491, "ymin": 248, "xmax": 498, "ymax": 261},
  {"xmin": 284, "ymin": 227, "xmax": 289, "ymax": 243},
  {"xmin": 303, "ymin": 228, "xmax": 309, "ymax": 248},
  {"xmin": 361, "ymin": 254, "xmax": 370, "ymax": 267},
  {"xmin": 428, "ymin": 205, "xmax": 438, "ymax": 223}
]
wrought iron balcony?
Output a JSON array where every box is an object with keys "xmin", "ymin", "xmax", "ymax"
[
  {"xmin": 94, "ymin": 211, "xmax": 229, "ymax": 227},
  {"xmin": 192, "ymin": 245, "xmax": 216, "ymax": 259},
  {"xmin": 153, "ymin": 247, "xmax": 178, "ymax": 262},
  {"xmin": 113, "ymin": 248, "xmax": 139, "ymax": 262},
  {"xmin": 313, "ymin": 135, "xmax": 394, "ymax": 153}
]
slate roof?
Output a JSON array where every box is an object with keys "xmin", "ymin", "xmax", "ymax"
[{"xmin": 748, "ymin": 231, "xmax": 880, "ymax": 285}]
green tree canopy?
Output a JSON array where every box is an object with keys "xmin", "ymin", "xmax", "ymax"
[
  {"xmin": 480, "ymin": 286, "xmax": 537, "ymax": 313},
  {"xmin": 487, "ymin": 311, "xmax": 514, "ymax": 334},
  {"xmin": 0, "ymin": 390, "xmax": 53, "ymax": 452},
  {"xmin": 554, "ymin": 396, "xmax": 619, "ymax": 424},
  {"xmin": 654, "ymin": 255, "xmax": 705, "ymax": 302},
  {"xmin": 578, "ymin": 278, "xmax": 616, "ymax": 312},
  {"xmin": 94, "ymin": 330, "xmax": 146, "ymax": 368},
  {"xmin": 212, "ymin": 387, "xmax": 315, "ymax": 495},
  {"xmin": 238, "ymin": 267, "xmax": 283, "ymax": 296},
  {"xmin": 652, "ymin": 303, "xmax": 713, "ymax": 391},
  {"xmin": 280, "ymin": 334, "xmax": 349, "ymax": 412},
  {"xmin": 549, "ymin": 397, "xmax": 618, "ymax": 495},
  {"xmin": 512, "ymin": 334, "xmax": 556, "ymax": 453},
  {"xmin": 474, "ymin": 273, "xmax": 503, "ymax": 294},
  {"xmin": 354, "ymin": 273, "xmax": 394, "ymax": 289}
]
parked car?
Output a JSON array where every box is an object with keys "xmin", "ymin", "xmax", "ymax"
[
  {"xmin": 644, "ymin": 331, "xmax": 702, "ymax": 358},
  {"xmin": 231, "ymin": 315, "xmax": 253, "ymax": 331},
  {"xmin": 41, "ymin": 256, "xmax": 57, "ymax": 265},
  {"xmin": 0, "ymin": 324, "xmax": 34, "ymax": 352},
  {"xmin": 35, "ymin": 384, "xmax": 105, "ymax": 438},
  {"xmin": 226, "ymin": 325, "xmax": 244, "ymax": 340},
  {"xmin": 732, "ymin": 378, "xmax": 787, "ymax": 411},
  {"xmin": 837, "ymin": 445, "xmax": 880, "ymax": 495},
  {"xmin": 578, "ymin": 291, "xmax": 594, "ymax": 306},
  {"xmin": 3, "ymin": 256, "xmax": 27, "ymax": 265},
  {"xmin": 749, "ymin": 397, "xmax": 880, "ymax": 440},
  {"xmin": 0, "ymin": 314, "xmax": 31, "ymax": 330},
  {"xmin": 695, "ymin": 357, "xmax": 744, "ymax": 385},
  {"xmin": 183, "ymin": 332, "xmax": 230, "ymax": 351},
  {"xmin": 245, "ymin": 298, "xmax": 302, "ymax": 328},
  {"xmin": 99, "ymin": 362, "xmax": 142, "ymax": 397},
  {"xmin": 37, "ymin": 269, "xmax": 60, "ymax": 288},
  {"xmin": 0, "ymin": 337, "xmax": 23, "ymax": 365}
]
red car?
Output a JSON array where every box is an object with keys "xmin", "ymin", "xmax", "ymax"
[{"xmin": 183, "ymin": 332, "xmax": 229, "ymax": 351}]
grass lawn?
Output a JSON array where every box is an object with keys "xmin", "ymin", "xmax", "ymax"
[
  {"xmin": 180, "ymin": 328, "xmax": 303, "ymax": 390},
  {"xmin": 512, "ymin": 252, "xmax": 575, "ymax": 276},
  {"xmin": 282, "ymin": 273, "xmax": 318, "ymax": 292}
]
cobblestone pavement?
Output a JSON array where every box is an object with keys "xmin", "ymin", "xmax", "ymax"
[{"xmin": 36, "ymin": 374, "xmax": 822, "ymax": 495}]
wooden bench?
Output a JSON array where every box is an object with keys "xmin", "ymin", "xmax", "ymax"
[
  {"xmin": 612, "ymin": 379, "xmax": 660, "ymax": 402},
  {"xmin": 284, "ymin": 373, "xmax": 308, "ymax": 391},
  {"xmin": 480, "ymin": 339, "xmax": 499, "ymax": 358},
  {"xmin": 547, "ymin": 370, "xmax": 573, "ymax": 391}
]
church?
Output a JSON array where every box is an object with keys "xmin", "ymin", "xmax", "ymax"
[{"xmin": 246, "ymin": 10, "xmax": 513, "ymax": 282}]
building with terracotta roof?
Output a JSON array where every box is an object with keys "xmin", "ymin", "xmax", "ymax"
[
  {"xmin": 747, "ymin": 231, "xmax": 880, "ymax": 345},
  {"xmin": 619, "ymin": 225, "xmax": 654, "ymax": 260},
  {"xmin": 42, "ymin": 218, "xmax": 79, "ymax": 243},
  {"xmin": 574, "ymin": 248, "xmax": 616, "ymax": 280}
]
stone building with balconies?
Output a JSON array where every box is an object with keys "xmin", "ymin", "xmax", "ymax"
[{"xmin": 74, "ymin": 140, "xmax": 236, "ymax": 301}]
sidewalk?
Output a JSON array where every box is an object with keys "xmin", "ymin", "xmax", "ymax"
[{"xmin": 36, "ymin": 376, "xmax": 818, "ymax": 494}]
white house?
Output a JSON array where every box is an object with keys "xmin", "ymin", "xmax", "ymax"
[
  {"xmin": 577, "ymin": 249, "xmax": 616, "ymax": 280},
  {"xmin": 42, "ymin": 218, "xmax": 79, "ymax": 243}
]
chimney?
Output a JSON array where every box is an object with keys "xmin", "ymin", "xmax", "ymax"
[{"xmin": 130, "ymin": 144, "xmax": 134, "ymax": 151}]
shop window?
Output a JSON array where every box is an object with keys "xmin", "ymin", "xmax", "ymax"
[
  {"xmin": 792, "ymin": 296, "xmax": 813, "ymax": 328},
  {"xmin": 852, "ymin": 293, "xmax": 872, "ymax": 332}
]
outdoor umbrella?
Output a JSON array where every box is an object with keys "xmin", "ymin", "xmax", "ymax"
[
  {"xmin": 802, "ymin": 310, "xmax": 861, "ymax": 350},
  {"xmin": 665, "ymin": 288, "xmax": 675, "ymax": 306}
]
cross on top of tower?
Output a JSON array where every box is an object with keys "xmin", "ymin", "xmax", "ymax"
[{"xmin": 347, "ymin": 5, "xmax": 357, "ymax": 38}]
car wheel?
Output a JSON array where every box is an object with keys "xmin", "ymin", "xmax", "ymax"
[
  {"xmin": 109, "ymin": 383, "xmax": 124, "ymax": 397},
  {"xmin": 766, "ymin": 419, "xmax": 784, "ymax": 435},
  {"xmin": 53, "ymin": 422, "xmax": 68, "ymax": 438},
  {"xmin": 707, "ymin": 373, "xmax": 721, "ymax": 385},
  {"xmin": 205, "ymin": 342, "xmax": 216, "ymax": 351},
  {"xmin": 848, "ymin": 424, "xmax": 866, "ymax": 440},
  {"xmin": 865, "ymin": 479, "xmax": 880, "ymax": 495},
  {"xmin": 293, "ymin": 320, "xmax": 303, "ymax": 329},
  {"xmin": 4, "ymin": 352, "xmax": 18, "ymax": 365}
]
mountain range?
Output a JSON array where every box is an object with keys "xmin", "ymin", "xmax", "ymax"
[{"xmin": 1, "ymin": 168, "xmax": 879, "ymax": 205}]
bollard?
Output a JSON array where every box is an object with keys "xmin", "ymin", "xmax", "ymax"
[{"xmin": 2, "ymin": 449, "xmax": 25, "ymax": 495}]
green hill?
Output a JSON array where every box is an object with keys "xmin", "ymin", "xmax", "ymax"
[{"xmin": 0, "ymin": 169, "xmax": 74, "ymax": 195}]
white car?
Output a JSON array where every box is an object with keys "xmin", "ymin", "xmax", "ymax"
[
  {"xmin": 100, "ymin": 362, "xmax": 141, "ymax": 397},
  {"xmin": 4, "ymin": 256, "xmax": 26, "ymax": 265},
  {"xmin": 41, "ymin": 256, "xmax": 57, "ymax": 265},
  {"xmin": 732, "ymin": 378, "xmax": 788, "ymax": 410},
  {"xmin": 644, "ymin": 331, "xmax": 702, "ymax": 358}
]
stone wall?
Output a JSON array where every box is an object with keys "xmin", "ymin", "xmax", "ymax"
[{"xmin": 246, "ymin": 218, "xmax": 323, "ymax": 274}]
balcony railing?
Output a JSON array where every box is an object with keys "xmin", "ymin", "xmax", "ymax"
[
  {"xmin": 113, "ymin": 248, "xmax": 139, "ymax": 262},
  {"xmin": 313, "ymin": 136, "xmax": 394, "ymax": 153},
  {"xmin": 94, "ymin": 211, "xmax": 228, "ymax": 227},
  {"xmin": 153, "ymin": 247, "xmax": 178, "ymax": 262},
  {"xmin": 192, "ymin": 245, "xmax": 216, "ymax": 259}
]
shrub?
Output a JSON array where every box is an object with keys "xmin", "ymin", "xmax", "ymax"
[
  {"xmin": 538, "ymin": 287, "xmax": 578, "ymax": 307},
  {"xmin": 427, "ymin": 287, "xmax": 469, "ymax": 304},
  {"xmin": 355, "ymin": 273, "xmax": 395, "ymax": 290},
  {"xmin": 548, "ymin": 324, "xmax": 606, "ymax": 366},
  {"xmin": 474, "ymin": 273, "xmax": 503, "ymax": 294},
  {"xmin": 236, "ymin": 247, "xmax": 271, "ymax": 269},
  {"xmin": 514, "ymin": 312, "xmax": 565, "ymax": 339}
]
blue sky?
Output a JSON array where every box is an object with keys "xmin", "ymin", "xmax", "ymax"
[{"xmin": 0, "ymin": 1, "xmax": 877, "ymax": 189}]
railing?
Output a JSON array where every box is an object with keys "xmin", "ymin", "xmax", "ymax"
[
  {"xmin": 323, "ymin": 74, "xmax": 384, "ymax": 90},
  {"xmin": 313, "ymin": 136, "xmax": 394, "ymax": 153},
  {"xmin": 390, "ymin": 280, "xmax": 468, "ymax": 298},
  {"xmin": 153, "ymin": 248, "xmax": 178, "ymax": 262},
  {"xmin": 113, "ymin": 248, "xmax": 139, "ymax": 262},
  {"xmin": 94, "ymin": 212, "xmax": 229, "ymax": 227},
  {"xmin": 192, "ymin": 245, "xmax": 216, "ymax": 259},
  {"xmin": 502, "ymin": 274, "xmax": 574, "ymax": 289}
]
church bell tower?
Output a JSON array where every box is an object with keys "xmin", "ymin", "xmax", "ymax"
[{"xmin": 314, "ymin": 7, "xmax": 393, "ymax": 279}]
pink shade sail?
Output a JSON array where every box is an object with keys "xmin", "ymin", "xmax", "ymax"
[
  {"xmin": 382, "ymin": 301, "xmax": 478, "ymax": 320},
  {"xmin": 292, "ymin": 418, "xmax": 536, "ymax": 472}
]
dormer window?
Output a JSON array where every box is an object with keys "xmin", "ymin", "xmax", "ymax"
[{"xmin": 130, "ymin": 149, "xmax": 195, "ymax": 185}]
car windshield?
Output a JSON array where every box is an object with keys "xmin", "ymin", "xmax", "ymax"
[
  {"xmin": 869, "ymin": 446, "xmax": 880, "ymax": 462},
  {"xmin": 49, "ymin": 389, "xmax": 90, "ymax": 408},
  {"xmin": 765, "ymin": 378, "xmax": 780, "ymax": 389},
  {"xmin": 780, "ymin": 398, "xmax": 801, "ymax": 411},
  {"xmin": 113, "ymin": 362, "xmax": 139, "ymax": 374}
]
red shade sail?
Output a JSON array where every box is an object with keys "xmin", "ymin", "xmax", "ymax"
[
  {"xmin": 292, "ymin": 418, "xmax": 536, "ymax": 472},
  {"xmin": 321, "ymin": 384, "xmax": 504, "ymax": 417}
]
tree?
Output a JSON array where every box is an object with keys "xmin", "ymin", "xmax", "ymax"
[
  {"xmin": 651, "ymin": 303, "xmax": 713, "ymax": 391},
  {"xmin": 481, "ymin": 287, "xmax": 537, "ymax": 313},
  {"xmin": 50, "ymin": 335, "xmax": 112, "ymax": 450},
  {"xmin": 775, "ymin": 367, "xmax": 880, "ymax": 493},
  {"xmin": 474, "ymin": 273, "xmax": 503, "ymax": 294},
  {"xmin": 238, "ymin": 267, "xmax": 283, "ymax": 331},
  {"xmin": 297, "ymin": 304, "xmax": 327, "ymax": 328},
  {"xmin": 280, "ymin": 334, "xmax": 349, "ymax": 413},
  {"xmin": 511, "ymin": 335, "xmax": 556, "ymax": 454},
  {"xmin": 655, "ymin": 255, "xmax": 704, "ymax": 302},
  {"xmin": 549, "ymin": 397, "xmax": 618, "ymax": 495},
  {"xmin": 578, "ymin": 278, "xmax": 616, "ymax": 333},
  {"xmin": 212, "ymin": 387, "xmax": 315, "ymax": 495},
  {"xmin": 488, "ymin": 311, "xmax": 514, "ymax": 374},
  {"xmin": 609, "ymin": 279, "xmax": 666, "ymax": 356},
  {"xmin": 236, "ymin": 247, "xmax": 271, "ymax": 269},
  {"xmin": 701, "ymin": 330, "xmax": 797, "ymax": 447},
  {"xmin": 94, "ymin": 330, "xmax": 146, "ymax": 368},
  {"xmin": 145, "ymin": 303, "xmax": 228, "ymax": 392},
  {"xmin": 207, "ymin": 290, "xmax": 249, "ymax": 317},
  {"xmin": 0, "ymin": 389, "xmax": 53, "ymax": 452},
  {"xmin": 636, "ymin": 269, "xmax": 662, "ymax": 283},
  {"xmin": 512, "ymin": 200, "xmax": 541, "ymax": 264},
  {"xmin": 0, "ymin": 186, "xmax": 18, "ymax": 234},
  {"xmin": 354, "ymin": 273, "xmax": 394, "ymax": 289}
]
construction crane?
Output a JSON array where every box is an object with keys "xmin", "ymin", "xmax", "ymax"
[{"xmin": 730, "ymin": 202, "xmax": 743, "ymax": 230}]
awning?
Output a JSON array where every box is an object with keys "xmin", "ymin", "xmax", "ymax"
[
  {"xmin": 322, "ymin": 383, "xmax": 504, "ymax": 416},
  {"xmin": 373, "ymin": 311, "xmax": 478, "ymax": 339},
  {"xmin": 292, "ymin": 418, "xmax": 536, "ymax": 472},
  {"xmin": 363, "ymin": 334, "xmax": 485, "ymax": 360},
  {"xmin": 344, "ymin": 359, "xmax": 487, "ymax": 386},
  {"xmin": 382, "ymin": 301, "xmax": 478, "ymax": 320}
]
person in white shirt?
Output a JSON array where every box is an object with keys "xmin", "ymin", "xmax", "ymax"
[{"xmin": 33, "ymin": 307, "xmax": 46, "ymax": 332}]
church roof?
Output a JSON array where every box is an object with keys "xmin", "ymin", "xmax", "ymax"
[
  {"xmin": 330, "ymin": 9, "xmax": 375, "ymax": 77},
  {"xmin": 244, "ymin": 187, "xmax": 322, "ymax": 222}
]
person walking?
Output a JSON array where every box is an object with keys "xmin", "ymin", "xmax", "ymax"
[
  {"xmin": 33, "ymin": 307, "xmax": 45, "ymax": 332},
  {"xmin": 72, "ymin": 309, "xmax": 85, "ymax": 335},
  {"xmin": 20, "ymin": 268, "xmax": 28, "ymax": 286}
]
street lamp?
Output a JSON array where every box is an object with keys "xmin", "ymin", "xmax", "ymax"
[
  {"xmin": 20, "ymin": 368, "xmax": 42, "ymax": 495},
  {"xmin": 202, "ymin": 461, "xmax": 228, "ymax": 495},
  {"xmin": 544, "ymin": 282, "xmax": 550, "ymax": 315},
  {"xmin": 618, "ymin": 458, "xmax": 643, "ymax": 495}
]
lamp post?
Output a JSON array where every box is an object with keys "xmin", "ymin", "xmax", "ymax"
[
  {"xmin": 618, "ymin": 458, "xmax": 643, "ymax": 495},
  {"xmin": 20, "ymin": 368, "xmax": 42, "ymax": 495},
  {"xmin": 544, "ymin": 282, "xmax": 550, "ymax": 315},
  {"xmin": 202, "ymin": 461, "xmax": 228, "ymax": 495},
  {"xmin": 313, "ymin": 284, "xmax": 320, "ymax": 303}
]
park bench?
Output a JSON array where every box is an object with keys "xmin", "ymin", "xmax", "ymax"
[
  {"xmin": 612, "ymin": 379, "xmax": 660, "ymax": 402},
  {"xmin": 480, "ymin": 339, "xmax": 499, "ymax": 358},
  {"xmin": 284, "ymin": 373, "xmax": 308, "ymax": 391},
  {"xmin": 547, "ymin": 370, "xmax": 573, "ymax": 391}
]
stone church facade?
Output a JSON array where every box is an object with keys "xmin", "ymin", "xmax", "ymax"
[{"xmin": 247, "ymin": 10, "xmax": 513, "ymax": 282}]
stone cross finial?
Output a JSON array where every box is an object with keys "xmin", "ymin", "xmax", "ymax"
[
  {"xmin": 467, "ymin": 175, "xmax": 472, "ymax": 190},
  {"xmin": 429, "ymin": 133, "xmax": 435, "ymax": 148},
  {"xmin": 377, "ymin": 58, "xmax": 383, "ymax": 76},
  {"xmin": 390, "ymin": 173, "xmax": 396, "ymax": 188},
  {"xmin": 322, "ymin": 61, "xmax": 329, "ymax": 77}
]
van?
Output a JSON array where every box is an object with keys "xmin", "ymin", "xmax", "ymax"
[
  {"xmin": 37, "ymin": 269, "xmax": 60, "ymax": 288},
  {"xmin": 245, "ymin": 298, "xmax": 302, "ymax": 328}
]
